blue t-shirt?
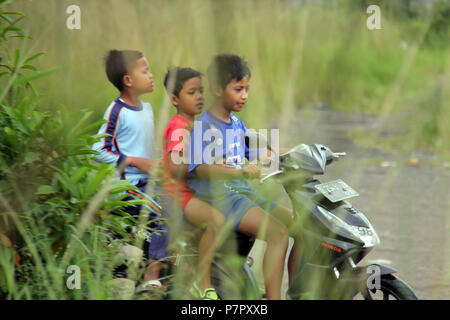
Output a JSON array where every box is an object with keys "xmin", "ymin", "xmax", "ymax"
[
  {"xmin": 92, "ymin": 97, "xmax": 154, "ymax": 186},
  {"xmin": 187, "ymin": 110, "xmax": 261, "ymax": 200}
]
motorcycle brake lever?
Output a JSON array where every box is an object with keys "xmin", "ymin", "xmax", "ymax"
[{"xmin": 260, "ymin": 170, "xmax": 284, "ymax": 184}]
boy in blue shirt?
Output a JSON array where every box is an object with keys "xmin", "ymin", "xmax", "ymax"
[
  {"xmin": 92, "ymin": 49, "xmax": 171, "ymax": 289},
  {"xmin": 188, "ymin": 54, "xmax": 302, "ymax": 300}
]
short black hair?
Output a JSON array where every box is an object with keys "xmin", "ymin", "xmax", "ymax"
[
  {"xmin": 207, "ymin": 54, "xmax": 251, "ymax": 90},
  {"xmin": 104, "ymin": 49, "xmax": 144, "ymax": 92},
  {"xmin": 163, "ymin": 67, "xmax": 202, "ymax": 97}
]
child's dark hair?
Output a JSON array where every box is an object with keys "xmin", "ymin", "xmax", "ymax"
[
  {"xmin": 207, "ymin": 54, "xmax": 251, "ymax": 90},
  {"xmin": 163, "ymin": 67, "xmax": 202, "ymax": 97},
  {"xmin": 104, "ymin": 49, "xmax": 144, "ymax": 91}
]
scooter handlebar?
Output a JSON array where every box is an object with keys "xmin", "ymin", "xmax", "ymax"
[
  {"xmin": 332, "ymin": 152, "xmax": 347, "ymax": 158},
  {"xmin": 259, "ymin": 169, "xmax": 284, "ymax": 184},
  {"xmin": 325, "ymin": 147, "xmax": 346, "ymax": 165}
]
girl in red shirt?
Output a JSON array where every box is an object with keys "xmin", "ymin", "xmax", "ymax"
[{"xmin": 162, "ymin": 67, "xmax": 225, "ymax": 300}]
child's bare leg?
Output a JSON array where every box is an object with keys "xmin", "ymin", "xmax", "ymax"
[
  {"xmin": 269, "ymin": 205, "xmax": 303, "ymax": 286},
  {"xmin": 237, "ymin": 207, "xmax": 289, "ymax": 300},
  {"xmin": 184, "ymin": 198, "xmax": 226, "ymax": 291},
  {"xmin": 143, "ymin": 259, "xmax": 161, "ymax": 283}
]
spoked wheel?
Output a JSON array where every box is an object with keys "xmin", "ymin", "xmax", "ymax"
[{"xmin": 360, "ymin": 274, "xmax": 418, "ymax": 300}]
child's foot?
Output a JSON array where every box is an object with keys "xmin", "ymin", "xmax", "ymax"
[
  {"xmin": 189, "ymin": 282, "xmax": 220, "ymax": 300},
  {"xmin": 136, "ymin": 279, "xmax": 162, "ymax": 293},
  {"xmin": 136, "ymin": 280, "xmax": 166, "ymax": 300}
]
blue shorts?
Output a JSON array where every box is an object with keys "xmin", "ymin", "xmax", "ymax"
[
  {"xmin": 147, "ymin": 214, "xmax": 169, "ymax": 260},
  {"xmin": 206, "ymin": 192, "xmax": 277, "ymax": 230},
  {"xmin": 130, "ymin": 180, "xmax": 176, "ymax": 260}
]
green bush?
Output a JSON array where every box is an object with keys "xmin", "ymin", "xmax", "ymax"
[{"xmin": 0, "ymin": 0, "xmax": 153, "ymax": 299}]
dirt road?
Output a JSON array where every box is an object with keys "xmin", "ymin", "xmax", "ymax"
[{"xmin": 249, "ymin": 105, "xmax": 450, "ymax": 299}]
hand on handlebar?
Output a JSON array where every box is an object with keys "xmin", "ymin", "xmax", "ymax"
[{"xmin": 242, "ymin": 164, "xmax": 261, "ymax": 179}]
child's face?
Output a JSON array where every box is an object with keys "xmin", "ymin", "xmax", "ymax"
[
  {"xmin": 128, "ymin": 57, "xmax": 154, "ymax": 94},
  {"xmin": 221, "ymin": 76, "xmax": 249, "ymax": 113},
  {"xmin": 173, "ymin": 77, "xmax": 204, "ymax": 116}
]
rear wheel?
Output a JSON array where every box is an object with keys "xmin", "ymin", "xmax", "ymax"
[
  {"xmin": 211, "ymin": 256, "xmax": 262, "ymax": 300},
  {"xmin": 167, "ymin": 253, "xmax": 261, "ymax": 300},
  {"xmin": 360, "ymin": 274, "xmax": 418, "ymax": 300}
]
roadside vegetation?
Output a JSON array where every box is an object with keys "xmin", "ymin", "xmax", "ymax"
[{"xmin": 0, "ymin": 0, "xmax": 448, "ymax": 299}]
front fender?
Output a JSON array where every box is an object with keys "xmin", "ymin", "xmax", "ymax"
[
  {"xmin": 366, "ymin": 264, "xmax": 397, "ymax": 276},
  {"xmin": 331, "ymin": 264, "xmax": 397, "ymax": 299},
  {"xmin": 342, "ymin": 264, "xmax": 397, "ymax": 282}
]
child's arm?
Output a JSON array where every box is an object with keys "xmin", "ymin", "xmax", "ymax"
[
  {"xmin": 279, "ymin": 148, "xmax": 292, "ymax": 154},
  {"xmin": 168, "ymin": 151, "xmax": 242, "ymax": 180},
  {"xmin": 124, "ymin": 157, "xmax": 163, "ymax": 177},
  {"xmin": 167, "ymin": 151, "xmax": 189, "ymax": 179},
  {"xmin": 264, "ymin": 147, "xmax": 291, "ymax": 158},
  {"xmin": 194, "ymin": 163, "xmax": 260, "ymax": 180},
  {"xmin": 92, "ymin": 133, "xmax": 124, "ymax": 165},
  {"xmin": 124, "ymin": 157, "xmax": 152, "ymax": 172},
  {"xmin": 255, "ymin": 148, "xmax": 292, "ymax": 170}
]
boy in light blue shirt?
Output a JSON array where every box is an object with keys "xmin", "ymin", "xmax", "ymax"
[
  {"xmin": 92, "ymin": 96, "xmax": 155, "ymax": 187},
  {"xmin": 93, "ymin": 49, "xmax": 171, "ymax": 289}
]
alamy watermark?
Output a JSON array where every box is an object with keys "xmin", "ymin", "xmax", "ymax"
[
  {"xmin": 366, "ymin": 5, "xmax": 381, "ymax": 30},
  {"xmin": 169, "ymin": 122, "xmax": 280, "ymax": 174},
  {"xmin": 66, "ymin": 5, "xmax": 81, "ymax": 30},
  {"xmin": 66, "ymin": 265, "xmax": 81, "ymax": 290},
  {"xmin": 366, "ymin": 265, "xmax": 381, "ymax": 290}
]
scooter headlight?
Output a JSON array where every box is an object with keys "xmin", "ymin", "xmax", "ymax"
[
  {"xmin": 316, "ymin": 206, "xmax": 380, "ymax": 247},
  {"xmin": 350, "ymin": 225, "xmax": 380, "ymax": 247},
  {"xmin": 316, "ymin": 206, "xmax": 362, "ymax": 241},
  {"xmin": 317, "ymin": 206, "xmax": 380, "ymax": 247}
]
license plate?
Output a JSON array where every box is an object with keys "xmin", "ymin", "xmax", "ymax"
[{"xmin": 314, "ymin": 179, "xmax": 359, "ymax": 203}]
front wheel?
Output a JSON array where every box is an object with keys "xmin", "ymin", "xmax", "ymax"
[{"xmin": 360, "ymin": 274, "xmax": 418, "ymax": 300}]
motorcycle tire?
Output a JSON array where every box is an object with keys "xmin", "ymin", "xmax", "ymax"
[
  {"xmin": 211, "ymin": 256, "xmax": 262, "ymax": 300},
  {"xmin": 360, "ymin": 274, "xmax": 418, "ymax": 300}
]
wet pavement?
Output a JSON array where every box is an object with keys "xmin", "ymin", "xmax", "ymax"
[{"xmin": 248, "ymin": 105, "xmax": 450, "ymax": 299}]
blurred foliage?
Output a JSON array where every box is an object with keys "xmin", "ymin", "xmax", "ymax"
[
  {"xmin": 0, "ymin": 0, "xmax": 153, "ymax": 299},
  {"xmin": 0, "ymin": 0, "xmax": 449, "ymax": 300},
  {"xmin": 3, "ymin": 0, "xmax": 446, "ymax": 157},
  {"xmin": 425, "ymin": 0, "xmax": 450, "ymax": 48}
]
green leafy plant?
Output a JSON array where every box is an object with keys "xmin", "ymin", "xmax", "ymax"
[{"xmin": 0, "ymin": 0, "xmax": 156, "ymax": 299}]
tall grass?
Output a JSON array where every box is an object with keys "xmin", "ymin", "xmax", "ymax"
[
  {"xmin": 6, "ymin": 0, "xmax": 449, "ymax": 154},
  {"xmin": 0, "ymin": 0, "xmax": 156, "ymax": 299},
  {"xmin": 1, "ymin": 0, "xmax": 449, "ymax": 300}
]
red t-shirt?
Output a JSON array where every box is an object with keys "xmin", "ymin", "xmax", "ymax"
[{"xmin": 162, "ymin": 114, "xmax": 194, "ymax": 210}]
